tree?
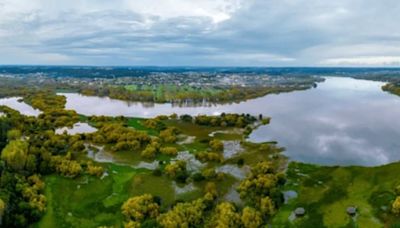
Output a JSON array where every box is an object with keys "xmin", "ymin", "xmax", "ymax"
[
  {"xmin": 169, "ymin": 113, "xmax": 178, "ymax": 119},
  {"xmin": 204, "ymin": 182, "xmax": 218, "ymax": 201},
  {"xmin": 50, "ymin": 155, "xmax": 82, "ymax": 177},
  {"xmin": 86, "ymin": 161, "xmax": 104, "ymax": 177},
  {"xmin": 0, "ymin": 117, "xmax": 11, "ymax": 150},
  {"xmin": 209, "ymin": 139, "xmax": 224, "ymax": 152},
  {"xmin": 160, "ymin": 147, "xmax": 178, "ymax": 156},
  {"xmin": 124, "ymin": 220, "xmax": 141, "ymax": 228},
  {"xmin": 201, "ymin": 168, "xmax": 218, "ymax": 180},
  {"xmin": 165, "ymin": 160, "xmax": 186, "ymax": 178},
  {"xmin": 180, "ymin": 114, "xmax": 193, "ymax": 122},
  {"xmin": 237, "ymin": 161, "xmax": 283, "ymax": 211},
  {"xmin": 141, "ymin": 145, "xmax": 157, "ymax": 159},
  {"xmin": 121, "ymin": 194, "xmax": 160, "ymax": 223},
  {"xmin": 1, "ymin": 140, "xmax": 29, "ymax": 171},
  {"xmin": 159, "ymin": 128, "xmax": 178, "ymax": 143},
  {"xmin": 235, "ymin": 117, "xmax": 246, "ymax": 128},
  {"xmin": 0, "ymin": 198, "xmax": 5, "ymax": 225},
  {"xmin": 208, "ymin": 202, "xmax": 241, "ymax": 228},
  {"xmin": 143, "ymin": 118, "xmax": 166, "ymax": 131},
  {"xmin": 259, "ymin": 196, "xmax": 275, "ymax": 216},
  {"xmin": 241, "ymin": 207, "xmax": 263, "ymax": 228},
  {"xmin": 395, "ymin": 185, "xmax": 400, "ymax": 195},
  {"xmin": 15, "ymin": 175, "xmax": 47, "ymax": 216},
  {"xmin": 157, "ymin": 198, "xmax": 207, "ymax": 228},
  {"xmin": 196, "ymin": 152, "xmax": 223, "ymax": 163},
  {"xmin": 393, "ymin": 196, "xmax": 400, "ymax": 215},
  {"xmin": 25, "ymin": 154, "xmax": 37, "ymax": 173},
  {"xmin": 7, "ymin": 129, "xmax": 21, "ymax": 140}
]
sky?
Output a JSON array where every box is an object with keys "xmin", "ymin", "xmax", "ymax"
[{"xmin": 0, "ymin": 0, "xmax": 400, "ymax": 66}]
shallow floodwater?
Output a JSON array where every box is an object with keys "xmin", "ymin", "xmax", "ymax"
[
  {"xmin": 55, "ymin": 122, "xmax": 97, "ymax": 135},
  {"xmin": 0, "ymin": 97, "xmax": 41, "ymax": 116},
  {"xmin": 59, "ymin": 77, "xmax": 400, "ymax": 166}
]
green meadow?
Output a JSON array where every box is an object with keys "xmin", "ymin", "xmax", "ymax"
[{"xmin": 273, "ymin": 162, "xmax": 400, "ymax": 227}]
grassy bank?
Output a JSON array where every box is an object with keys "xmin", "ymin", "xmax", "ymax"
[{"xmin": 273, "ymin": 162, "xmax": 400, "ymax": 227}]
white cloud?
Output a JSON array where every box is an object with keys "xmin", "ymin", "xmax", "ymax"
[
  {"xmin": 0, "ymin": 0, "xmax": 399, "ymax": 66},
  {"xmin": 124, "ymin": 0, "xmax": 243, "ymax": 23},
  {"xmin": 315, "ymin": 133, "xmax": 389, "ymax": 164},
  {"xmin": 321, "ymin": 56, "xmax": 400, "ymax": 66},
  {"xmin": 207, "ymin": 52, "xmax": 295, "ymax": 65}
]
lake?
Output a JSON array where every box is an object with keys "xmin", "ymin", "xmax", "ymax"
[
  {"xmin": 0, "ymin": 97, "xmax": 41, "ymax": 116},
  {"xmin": 1, "ymin": 77, "xmax": 400, "ymax": 166}
]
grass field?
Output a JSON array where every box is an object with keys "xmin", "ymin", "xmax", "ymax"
[
  {"xmin": 272, "ymin": 162, "xmax": 400, "ymax": 227},
  {"xmin": 36, "ymin": 164, "xmax": 136, "ymax": 227},
  {"xmin": 36, "ymin": 162, "xmax": 242, "ymax": 227},
  {"xmin": 127, "ymin": 117, "xmax": 158, "ymax": 135}
]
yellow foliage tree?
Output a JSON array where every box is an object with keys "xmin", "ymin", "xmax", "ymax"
[
  {"xmin": 86, "ymin": 161, "xmax": 104, "ymax": 177},
  {"xmin": 237, "ymin": 161, "xmax": 281, "ymax": 215},
  {"xmin": 260, "ymin": 196, "xmax": 275, "ymax": 216},
  {"xmin": 124, "ymin": 220, "xmax": 141, "ymax": 228},
  {"xmin": 7, "ymin": 129, "xmax": 21, "ymax": 140},
  {"xmin": 392, "ymin": 196, "xmax": 400, "ymax": 215},
  {"xmin": 50, "ymin": 155, "xmax": 82, "ymax": 177},
  {"xmin": 141, "ymin": 145, "xmax": 157, "ymax": 159},
  {"xmin": 121, "ymin": 194, "xmax": 160, "ymax": 224},
  {"xmin": 1, "ymin": 140, "xmax": 29, "ymax": 171},
  {"xmin": 241, "ymin": 207, "xmax": 263, "ymax": 228},
  {"xmin": 196, "ymin": 152, "xmax": 223, "ymax": 163},
  {"xmin": 160, "ymin": 147, "xmax": 178, "ymax": 156},
  {"xmin": 209, "ymin": 139, "xmax": 224, "ymax": 152},
  {"xmin": 19, "ymin": 175, "xmax": 47, "ymax": 213},
  {"xmin": 157, "ymin": 198, "xmax": 207, "ymax": 228},
  {"xmin": 204, "ymin": 182, "xmax": 218, "ymax": 201},
  {"xmin": 207, "ymin": 202, "xmax": 241, "ymax": 228},
  {"xmin": 159, "ymin": 127, "xmax": 178, "ymax": 143},
  {"xmin": 164, "ymin": 160, "xmax": 186, "ymax": 178}
]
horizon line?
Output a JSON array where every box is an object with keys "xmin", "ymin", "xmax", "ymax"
[{"xmin": 1, "ymin": 64, "xmax": 400, "ymax": 69}]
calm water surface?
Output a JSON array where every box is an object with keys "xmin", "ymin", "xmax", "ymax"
[
  {"xmin": 60, "ymin": 77, "xmax": 400, "ymax": 166},
  {"xmin": 2, "ymin": 77, "xmax": 400, "ymax": 166},
  {"xmin": 55, "ymin": 122, "xmax": 97, "ymax": 135},
  {"xmin": 0, "ymin": 97, "xmax": 41, "ymax": 116}
]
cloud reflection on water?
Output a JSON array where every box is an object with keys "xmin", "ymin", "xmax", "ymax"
[{"xmin": 59, "ymin": 77, "xmax": 400, "ymax": 166}]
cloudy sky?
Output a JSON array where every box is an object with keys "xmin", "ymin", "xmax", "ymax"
[{"xmin": 0, "ymin": 0, "xmax": 399, "ymax": 66}]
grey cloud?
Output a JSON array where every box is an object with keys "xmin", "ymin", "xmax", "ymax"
[{"xmin": 0, "ymin": 0, "xmax": 399, "ymax": 66}]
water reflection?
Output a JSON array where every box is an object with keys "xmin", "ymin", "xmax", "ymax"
[
  {"xmin": 55, "ymin": 77, "xmax": 400, "ymax": 166},
  {"xmin": 250, "ymin": 77, "xmax": 400, "ymax": 166},
  {"xmin": 55, "ymin": 122, "xmax": 97, "ymax": 135},
  {"xmin": 0, "ymin": 97, "xmax": 41, "ymax": 116}
]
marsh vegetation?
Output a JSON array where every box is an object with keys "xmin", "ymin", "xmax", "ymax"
[{"xmin": 1, "ymin": 70, "xmax": 400, "ymax": 227}]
